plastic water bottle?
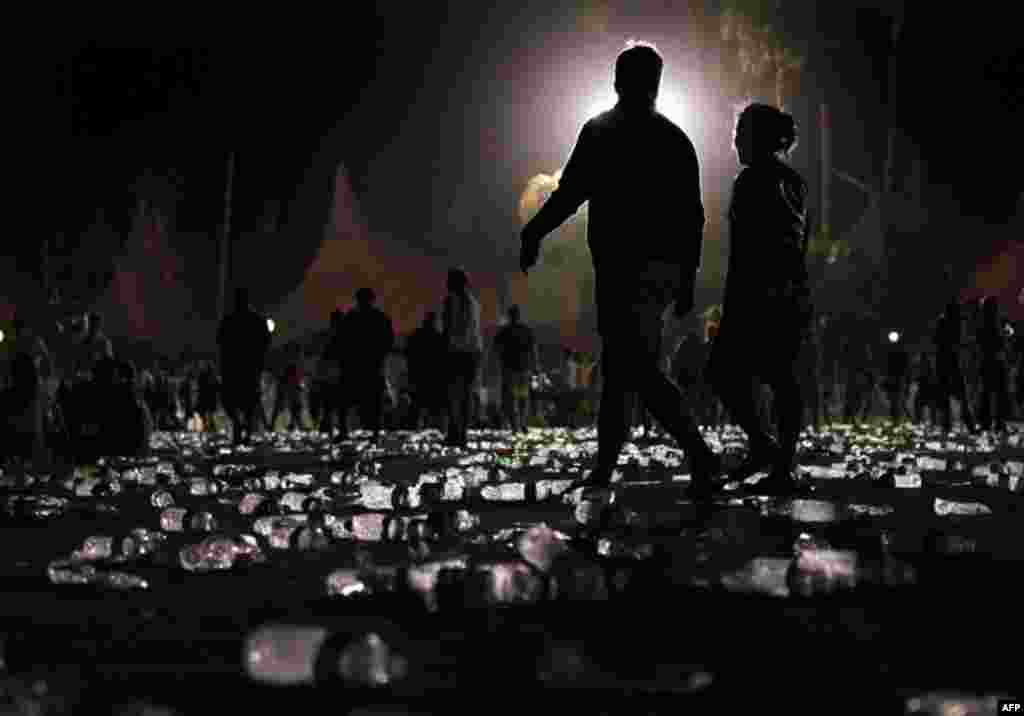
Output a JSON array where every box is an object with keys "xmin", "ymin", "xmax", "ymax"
[
  {"xmin": 476, "ymin": 561, "xmax": 545, "ymax": 605},
  {"xmin": 238, "ymin": 492, "xmax": 278, "ymax": 517},
  {"xmin": 517, "ymin": 524, "xmax": 568, "ymax": 572},
  {"xmin": 253, "ymin": 514, "xmax": 308, "ymax": 538},
  {"xmin": 180, "ymin": 534, "xmax": 262, "ymax": 572},
  {"xmin": 326, "ymin": 513, "xmax": 387, "ymax": 542},
  {"xmin": 160, "ymin": 507, "xmax": 218, "ymax": 533},
  {"xmin": 279, "ymin": 491, "xmax": 321, "ymax": 513},
  {"xmin": 269, "ymin": 522, "xmax": 331, "ymax": 551},
  {"xmin": 189, "ymin": 477, "xmax": 228, "ymax": 496},
  {"xmin": 785, "ymin": 547, "xmax": 858, "ymax": 597},
  {"xmin": 150, "ymin": 489, "xmax": 175, "ymax": 509},
  {"xmin": 244, "ymin": 625, "xmax": 408, "ymax": 688}
]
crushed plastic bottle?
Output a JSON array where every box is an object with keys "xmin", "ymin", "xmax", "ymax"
[
  {"xmin": 517, "ymin": 524, "xmax": 568, "ymax": 572},
  {"xmin": 149, "ymin": 489, "xmax": 175, "ymax": 509},
  {"xmin": 71, "ymin": 528, "xmax": 165, "ymax": 561},
  {"xmin": 160, "ymin": 507, "xmax": 218, "ymax": 533},
  {"xmin": 326, "ymin": 513, "xmax": 387, "ymax": 542},
  {"xmin": 238, "ymin": 492, "xmax": 279, "ymax": 516},
  {"xmin": 269, "ymin": 523, "xmax": 332, "ymax": 551},
  {"xmin": 933, "ymin": 498, "xmax": 993, "ymax": 517},
  {"xmin": 326, "ymin": 569, "xmax": 369, "ymax": 597},
  {"xmin": 180, "ymin": 534, "xmax": 263, "ymax": 572},
  {"xmin": 786, "ymin": 548, "xmax": 858, "ymax": 597},
  {"xmin": 476, "ymin": 561, "xmax": 545, "ymax": 605},
  {"xmin": 244, "ymin": 625, "xmax": 408, "ymax": 688},
  {"xmin": 47, "ymin": 559, "xmax": 149, "ymax": 590}
]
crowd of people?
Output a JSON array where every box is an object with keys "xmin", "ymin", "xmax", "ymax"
[{"xmin": 3, "ymin": 44, "xmax": 1022, "ymax": 493}]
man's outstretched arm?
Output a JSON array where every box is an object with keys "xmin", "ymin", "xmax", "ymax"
[{"xmin": 520, "ymin": 122, "xmax": 595, "ymax": 273}]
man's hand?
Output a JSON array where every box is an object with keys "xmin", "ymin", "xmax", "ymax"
[{"xmin": 520, "ymin": 228, "xmax": 540, "ymax": 275}]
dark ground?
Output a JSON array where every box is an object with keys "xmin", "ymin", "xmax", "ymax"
[{"xmin": 1, "ymin": 422, "xmax": 1021, "ymax": 715}]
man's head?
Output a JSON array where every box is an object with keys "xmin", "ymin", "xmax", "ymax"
[
  {"xmin": 355, "ymin": 287, "xmax": 375, "ymax": 307},
  {"xmin": 508, "ymin": 305, "xmax": 521, "ymax": 323},
  {"xmin": 614, "ymin": 41, "xmax": 663, "ymax": 108}
]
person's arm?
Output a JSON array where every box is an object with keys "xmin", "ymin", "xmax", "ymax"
[{"xmin": 521, "ymin": 122, "xmax": 595, "ymax": 269}]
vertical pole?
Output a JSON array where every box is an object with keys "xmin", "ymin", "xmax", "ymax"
[
  {"xmin": 820, "ymin": 102, "xmax": 831, "ymax": 249},
  {"xmin": 217, "ymin": 151, "xmax": 235, "ymax": 323}
]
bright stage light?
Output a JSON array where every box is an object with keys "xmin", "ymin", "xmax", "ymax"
[
  {"xmin": 888, "ymin": 331, "xmax": 900, "ymax": 344},
  {"xmin": 267, "ymin": 318, "xmax": 276, "ymax": 334},
  {"xmin": 0, "ymin": 329, "xmax": 4, "ymax": 343}
]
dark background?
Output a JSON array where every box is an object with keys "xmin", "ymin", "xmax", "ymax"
[{"xmin": 24, "ymin": 2, "xmax": 1024, "ymax": 349}]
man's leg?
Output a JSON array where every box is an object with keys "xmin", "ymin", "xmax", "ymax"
[{"xmin": 593, "ymin": 337, "xmax": 631, "ymax": 480}]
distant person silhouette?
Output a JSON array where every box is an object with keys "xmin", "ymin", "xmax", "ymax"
[
  {"xmin": 337, "ymin": 288, "xmax": 394, "ymax": 443},
  {"xmin": 975, "ymin": 296, "xmax": 1011, "ymax": 432},
  {"xmin": 405, "ymin": 311, "xmax": 447, "ymax": 430},
  {"xmin": 493, "ymin": 305, "xmax": 538, "ymax": 432},
  {"xmin": 707, "ymin": 102, "xmax": 814, "ymax": 496},
  {"xmin": 912, "ymin": 348, "xmax": 941, "ymax": 424},
  {"xmin": 217, "ymin": 287, "xmax": 272, "ymax": 446},
  {"xmin": 934, "ymin": 300, "xmax": 977, "ymax": 433},
  {"xmin": 883, "ymin": 332, "xmax": 911, "ymax": 424},
  {"xmin": 520, "ymin": 40, "xmax": 722, "ymax": 496},
  {"xmin": 442, "ymin": 269, "xmax": 483, "ymax": 447},
  {"xmin": 319, "ymin": 309, "xmax": 346, "ymax": 436},
  {"xmin": 196, "ymin": 360, "xmax": 220, "ymax": 432}
]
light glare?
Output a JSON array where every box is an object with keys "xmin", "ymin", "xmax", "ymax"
[
  {"xmin": 267, "ymin": 318, "xmax": 276, "ymax": 334},
  {"xmin": 888, "ymin": 331, "xmax": 900, "ymax": 343}
]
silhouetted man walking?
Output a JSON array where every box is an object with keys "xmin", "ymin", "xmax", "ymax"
[
  {"xmin": 493, "ymin": 305, "xmax": 539, "ymax": 432},
  {"xmin": 217, "ymin": 287, "xmax": 272, "ymax": 446},
  {"xmin": 337, "ymin": 288, "xmax": 394, "ymax": 443},
  {"xmin": 520, "ymin": 41, "xmax": 721, "ymax": 497}
]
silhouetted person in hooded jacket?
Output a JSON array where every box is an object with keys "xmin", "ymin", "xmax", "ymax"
[
  {"xmin": 707, "ymin": 102, "xmax": 813, "ymax": 496},
  {"xmin": 520, "ymin": 41, "xmax": 721, "ymax": 497},
  {"xmin": 337, "ymin": 288, "xmax": 394, "ymax": 443},
  {"xmin": 217, "ymin": 287, "xmax": 272, "ymax": 445}
]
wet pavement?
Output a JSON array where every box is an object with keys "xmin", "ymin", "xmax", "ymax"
[{"xmin": 1, "ymin": 422, "xmax": 1022, "ymax": 714}]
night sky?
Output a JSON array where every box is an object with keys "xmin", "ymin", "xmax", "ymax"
[{"xmin": 40, "ymin": 2, "xmax": 1024, "ymax": 349}]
